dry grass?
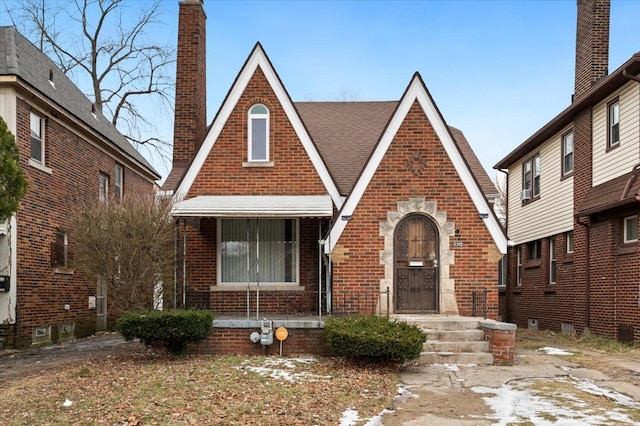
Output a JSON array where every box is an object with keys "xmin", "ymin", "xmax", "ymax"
[
  {"xmin": 0, "ymin": 350, "xmax": 398, "ymax": 425},
  {"xmin": 517, "ymin": 328, "xmax": 640, "ymax": 355}
]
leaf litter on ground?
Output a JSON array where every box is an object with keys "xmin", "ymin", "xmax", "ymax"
[{"xmin": 0, "ymin": 348, "xmax": 398, "ymax": 425}]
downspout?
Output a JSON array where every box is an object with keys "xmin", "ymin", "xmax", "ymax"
[
  {"xmin": 182, "ymin": 219, "xmax": 187, "ymax": 308},
  {"xmin": 318, "ymin": 220, "xmax": 322, "ymax": 318},
  {"xmin": 256, "ymin": 218, "xmax": 260, "ymax": 321},
  {"xmin": 174, "ymin": 219, "xmax": 179, "ymax": 309},
  {"xmin": 577, "ymin": 217, "xmax": 591, "ymax": 332},
  {"xmin": 497, "ymin": 168, "xmax": 509, "ymax": 321}
]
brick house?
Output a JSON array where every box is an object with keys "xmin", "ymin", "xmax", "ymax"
[
  {"xmin": 163, "ymin": 0, "xmax": 508, "ymax": 357},
  {"xmin": 0, "ymin": 27, "xmax": 160, "ymax": 348},
  {"xmin": 495, "ymin": 0, "xmax": 640, "ymax": 341}
]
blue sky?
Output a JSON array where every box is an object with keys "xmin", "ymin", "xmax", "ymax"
[
  {"xmin": 157, "ymin": 0, "xmax": 639, "ymax": 181},
  {"xmin": 4, "ymin": 1, "xmax": 640, "ymax": 181}
]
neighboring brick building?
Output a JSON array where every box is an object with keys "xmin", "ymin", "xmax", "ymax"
[
  {"xmin": 0, "ymin": 27, "xmax": 160, "ymax": 348},
  {"xmin": 164, "ymin": 0, "xmax": 506, "ymax": 331},
  {"xmin": 495, "ymin": 0, "xmax": 640, "ymax": 341}
]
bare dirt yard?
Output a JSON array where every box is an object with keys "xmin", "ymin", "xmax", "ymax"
[{"xmin": 1, "ymin": 330, "xmax": 640, "ymax": 425}]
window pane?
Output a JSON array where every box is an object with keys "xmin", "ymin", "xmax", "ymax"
[
  {"xmin": 533, "ymin": 156, "xmax": 541, "ymax": 196},
  {"xmin": 221, "ymin": 219, "xmax": 250, "ymax": 283},
  {"xmin": 30, "ymin": 113, "xmax": 43, "ymax": 162},
  {"xmin": 625, "ymin": 217, "xmax": 638, "ymax": 243},
  {"xmin": 563, "ymin": 133, "xmax": 573, "ymax": 174},
  {"xmin": 550, "ymin": 240, "xmax": 556, "ymax": 284},
  {"xmin": 609, "ymin": 102, "xmax": 620, "ymax": 146},
  {"xmin": 221, "ymin": 219, "xmax": 297, "ymax": 284},
  {"xmin": 250, "ymin": 104, "xmax": 268, "ymax": 114},
  {"xmin": 251, "ymin": 118, "xmax": 267, "ymax": 161},
  {"xmin": 566, "ymin": 231, "xmax": 574, "ymax": 253},
  {"xmin": 523, "ymin": 161, "xmax": 531, "ymax": 190}
]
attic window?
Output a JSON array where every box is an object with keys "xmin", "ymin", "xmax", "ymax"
[{"xmin": 248, "ymin": 104, "xmax": 269, "ymax": 162}]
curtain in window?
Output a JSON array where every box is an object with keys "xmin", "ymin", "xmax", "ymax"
[{"xmin": 221, "ymin": 219, "xmax": 296, "ymax": 284}]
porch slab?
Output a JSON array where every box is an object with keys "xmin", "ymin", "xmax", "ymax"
[{"xmin": 213, "ymin": 316, "xmax": 324, "ymax": 329}]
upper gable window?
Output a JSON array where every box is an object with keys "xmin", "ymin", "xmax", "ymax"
[
  {"xmin": 30, "ymin": 112, "xmax": 44, "ymax": 164},
  {"xmin": 522, "ymin": 154, "xmax": 540, "ymax": 201},
  {"xmin": 561, "ymin": 130, "xmax": 574, "ymax": 177},
  {"xmin": 607, "ymin": 98, "xmax": 620, "ymax": 150},
  {"xmin": 248, "ymin": 104, "xmax": 269, "ymax": 162}
]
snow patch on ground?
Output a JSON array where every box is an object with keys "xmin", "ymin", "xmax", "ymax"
[
  {"xmin": 240, "ymin": 357, "xmax": 332, "ymax": 383},
  {"xmin": 472, "ymin": 376, "xmax": 640, "ymax": 425},
  {"xmin": 537, "ymin": 346, "xmax": 574, "ymax": 355},
  {"xmin": 433, "ymin": 363, "xmax": 478, "ymax": 372}
]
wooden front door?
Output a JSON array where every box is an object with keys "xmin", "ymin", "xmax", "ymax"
[{"xmin": 394, "ymin": 214, "xmax": 439, "ymax": 313}]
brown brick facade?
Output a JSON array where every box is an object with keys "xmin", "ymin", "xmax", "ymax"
[
  {"xmin": 333, "ymin": 101, "xmax": 500, "ymax": 317},
  {"xmin": 1, "ymin": 97, "xmax": 155, "ymax": 348}
]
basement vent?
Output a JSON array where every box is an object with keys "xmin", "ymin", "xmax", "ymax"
[
  {"xmin": 561, "ymin": 322, "xmax": 574, "ymax": 335},
  {"xmin": 528, "ymin": 319, "xmax": 538, "ymax": 330},
  {"xmin": 618, "ymin": 324, "xmax": 634, "ymax": 344},
  {"xmin": 58, "ymin": 323, "xmax": 75, "ymax": 341},
  {"xmin": 32, "ymin": 327, "xmax": 52, "ymax": 345}
]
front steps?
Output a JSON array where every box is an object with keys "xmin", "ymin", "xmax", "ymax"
[{"xmin": 393, "ymin": 315, "xmax": 494, "ymax": 365}]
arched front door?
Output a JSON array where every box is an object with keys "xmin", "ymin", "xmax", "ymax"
[{"xmin": 394, "ymin": 214, "xmax": 439, "ymax": 313}]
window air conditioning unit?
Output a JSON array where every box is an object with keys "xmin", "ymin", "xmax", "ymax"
[{"xmin": 520, "ymin": 189, "xmax": 532, "ymax": 201}]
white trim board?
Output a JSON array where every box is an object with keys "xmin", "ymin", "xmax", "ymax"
[
  {"xmin": 327, "ymin": 74, "xmax": 507, "ymax": 255},
  {"xmin": 173, "ymin": 43, "xmax": 342, "ymax": 209}
]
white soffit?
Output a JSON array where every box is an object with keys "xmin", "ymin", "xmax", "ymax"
[
  {"xmin": 173, "ymin": 195, "xmax": 333, "ymax": 217},
  {"xmin": 327, "ymin": 74, "xmax": 507, "ymax": 255}
]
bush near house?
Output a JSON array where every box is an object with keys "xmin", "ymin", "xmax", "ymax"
[
  {"xmin": 323, "ymin": 315, "xmax": 427, "ymax": 363},
  {"xmin": 116, "ymin": 310, "xmax": 214, "ymax": 355}
]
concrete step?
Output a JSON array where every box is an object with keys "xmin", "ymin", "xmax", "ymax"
[
  {"xmin": 423, "ymin": 340, "xmax": 490, "ymax": 353},
  {"xmin": 395, "ymin": 316, "xmax": 482, "ymax": 331},
  {"xmin": 423, "ymin": 329, "xmax": 485, "ymax": 342},
  {"xmin": 417, "ymin": 351, "xmax": 494, "ymax": 366}
]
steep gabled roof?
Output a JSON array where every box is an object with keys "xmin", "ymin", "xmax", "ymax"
[
  {"xmin": 295, "ymin": 102, "xmax": 496, "ymax": 198},
  {"xmin": 326, "ymin": 73, "xmax": 507, "ymax": 254},
  {"xmin": 295, "ymin": 101, "xmax": 397, "ymax": 195},
  {"xmin": 174, "ymin": 43, "xmax": 343, "ymax": 208},
  {"xmin": 0, "ymin": 26, "xmax": 159, "ymax": 179}
]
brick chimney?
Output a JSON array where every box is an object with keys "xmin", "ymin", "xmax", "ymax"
[
  {"xmin": 173, "ymin": 0, "xmax": 207, "ymax": 163},
  {"xmin": 574, "ymin": 0, "xmax": 610, "ymax": 100}
]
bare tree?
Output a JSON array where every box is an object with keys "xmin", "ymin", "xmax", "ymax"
[
  {"xmin": 70, "ymin": 194, "xmax": 175, "ymax": 312},
  {"xmin": 5, "ymin": 0, "xmax": 175, "ymax": 160}
]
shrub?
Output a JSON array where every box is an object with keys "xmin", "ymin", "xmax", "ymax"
[
  {"xmin": 116, "ymin": 309, "xmax": 214, "ymax": 355},
  {"xmin": 323, "ymin": 315, "xmax": 427, "ymax": 363}
]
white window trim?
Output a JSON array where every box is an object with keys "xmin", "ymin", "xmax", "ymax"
[
  {"xmin": 99, "ymin": 173, "xmax": 109, "ymax": 202},
  {"xmin": 607, "ymin": 98, "xmax": 620, "ymax": 148},
  {"xmin": 516, "ymin": 247, "xmax": 522, "ymax": 286},
  {"xmin": 114, "ymin": 164, "xmax": 123, "ymax": 199},
  {"xmin": 216, "ymin": 218, "xmax": 300, "ymax": 286},
  {"xmin": 566, "ymin": 231, "xmax": 574, "ymax": 254},
  {"xmin": 562, "ymin": 130, "xmax": 574, "ymax": 176},
  {"xmin": 30, "ymin": 111, "xmax": 44, "ymax": 163},
  {"xmin": 549, "ymin": 238, "xmax": 556, "ymax": 285},
  {"xmin": 247, "ymin": 104, "xmax": 270, "ymax": 162},
  {"xmin": 623, "ymin": 215, "xmax": 638, "ymax": 244}
]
